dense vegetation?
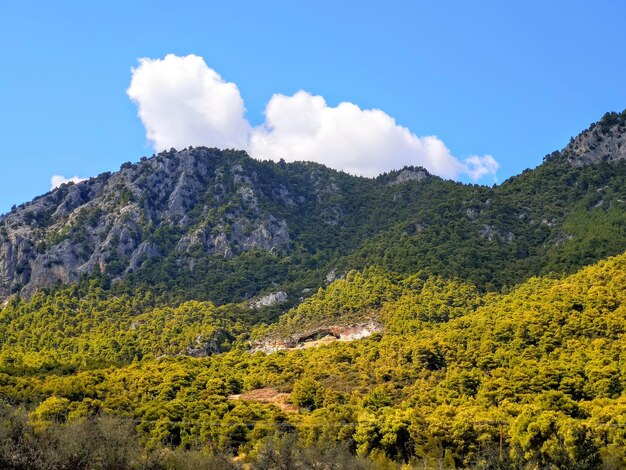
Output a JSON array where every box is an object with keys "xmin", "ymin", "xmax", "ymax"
[
  {"xmin": 0, "ymin": 250, "xmax": 625, "ymax": 468},
  {"xmin": 2, "ymin": 112, "xmax": 626, "ymax": 468}
]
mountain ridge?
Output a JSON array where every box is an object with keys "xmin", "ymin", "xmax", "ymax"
[{"xmin": 2, "ymin": 110, "xmax": 626, "ymax": 303}]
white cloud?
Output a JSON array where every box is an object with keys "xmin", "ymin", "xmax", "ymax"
[
  {"xmin": 51, "ymin": 175, "xmax": 86, "ymax": 190},
  {"xmin": 464, "ymin": 155, "xmax": 500, "ymax": 182},
  {"xmin": 127, "ymin": 54, "xmax": 499, "ymax": 182},
  {"xmin": 252, "ymin": 91, "xmax": 469, "ymax": 179},
  {"xmin": 127, "ymin": 54, "xmax": 250, "ymax": 151}
]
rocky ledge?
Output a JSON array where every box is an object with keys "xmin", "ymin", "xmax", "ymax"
[{"xmin": 251, "ymin": 321, "xmax": 383, "ymax": 353}]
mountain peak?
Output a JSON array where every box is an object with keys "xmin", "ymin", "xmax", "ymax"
[
  {"xmin": 563, "ymin": 109, "xmax": 626, "ymax": 166},
  {"xmin": 388, "ymin": 167, "xmax": 430, "ymax": 185},
  {"xmin": 375, "ymin": 166, "xmax": 432, "ymax": 186},
  {"xmin": 0, "ymin": 147, "xmax": 296, "ymax": 300}
]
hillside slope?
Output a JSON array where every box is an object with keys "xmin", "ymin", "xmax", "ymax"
[
  {"xmin": 2, "ymin": 248, "xmax": 626, "ymax": 467},
  {"xmin": 2, "ymin": 110, "xmax": 626, "ymax": 304},
  {"xmin": 2, "ymin": 109, "xmax": 626, "ymax": 468}
]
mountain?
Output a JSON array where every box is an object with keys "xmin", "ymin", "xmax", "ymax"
[
  {"xmin": 2, "ymin": 109, "xmax": 626, "ymax": 304},
  {"xmin": 563, "ymin": 110, "xmax": 626, "ymax": 166},
  {"xmin": 2, "ymin": 109, "xmax": 626, "ymax": 468},
  {"xmin": 0, "ymin": 147, "xmax": 436, "ymax": 302}
]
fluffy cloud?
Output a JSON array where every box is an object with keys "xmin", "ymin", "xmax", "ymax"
[
  {"xmin": 128, "ymin": 54, "xmax": 499, "ymax": 182},
  {"xmin": 250, "ymin": 91, "xmax": 498, "ymax": 179},
  {"xmin": 464, "ymin": 155, "xmax": 500, "ymax": 181},
  {"xmin": 50, "ymin": 175, "xmax": 86, "ymax": 190},
  {"xmin": 127, "ymin": 54, "xmax": 250, "ymax": 151}
]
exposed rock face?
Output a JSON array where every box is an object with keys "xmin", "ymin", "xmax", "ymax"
[
  {"xmin": 249, "ymin": 291, "xmax": 288, "ymax": 309},
  {"xmin": 325, "ymin": 268, "xmax": 338, "ymax": 284},
  {"xmin": 563, "ymin": 111, "xmax": 626, "ymax": 166},
  {"xmin": 389, "ymin": 167, "xmax": 429, "ymax": 185},
  {"xmin": 182, "ymin": 330, "xmax": 230, "ymax": 358},
  {"xmin": 251, "ymin": 321, "xmax": 383, "ymax": 353},
  {"xmin": 479, "ymin": 224, "xmax": 515, "ymax": 244},
  {"xmin": 0, "ymin": 148, "xmax": 301, "ymax": 300}
]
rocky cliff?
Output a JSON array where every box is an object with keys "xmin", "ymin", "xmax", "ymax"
[
  {"xmin": 563, "ymin": 110, "xmax": 626, "ymax": 166},
  {"xmin": 0, "ymin": 148, "xmax": 300, "ymax": 299}
]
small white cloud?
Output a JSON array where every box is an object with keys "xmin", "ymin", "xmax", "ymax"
[
  {"xmin": 50, "ymin": 175, "xmax": 86, "ymax": 190},
  {"xmin": 127, "ymin": 54, "xmax": 250, "ymax": 151},
  {"xmin": 463, "ymin": 155, "xmax": 500, "ymax": 182},
  {"xmin": 127, "ymin": 54, "xmax": 499, "ymax": 182}
]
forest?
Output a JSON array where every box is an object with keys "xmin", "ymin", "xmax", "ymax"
[
  {"xmin": 1, "ymin": 111, "xmax": 626, "ymax": 468},
  {"xmin": 0, "ymin": 251, "xmax": 625, "ymax": 468}
]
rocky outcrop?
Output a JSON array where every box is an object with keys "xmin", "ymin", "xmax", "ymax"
[
  {"xmin": 251, "ymin": 321, "xmax": 383, "ymax": 353},
  {"xmin": 0, "ymin": 148, "xmax": 300, "ymax": 300},
  {"xmin": 563, "ymin": 111, "xmax": 626, "ymax": 166},
  {"xmin": 389, "ymin": 167, "xmax": 429, "ymax": 185},
  {"xmin": 249, "ymin": 291, "xmax": 288, "ymax": 309},
  {"xmin": 176, "ymin": 215, "xmax": 291, "ymax": 258},
  {"xmin": 181, "ymin": 330, "xmax": 230, "ymax": 358},
  {"xmin": 479, "ymin": 224, "xmax": 515, "ymax": 244}
]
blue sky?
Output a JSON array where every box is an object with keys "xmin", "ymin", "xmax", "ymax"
[{"xmin": 1, "ymin": 1, "xmax": 626, "ymax": 214}]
